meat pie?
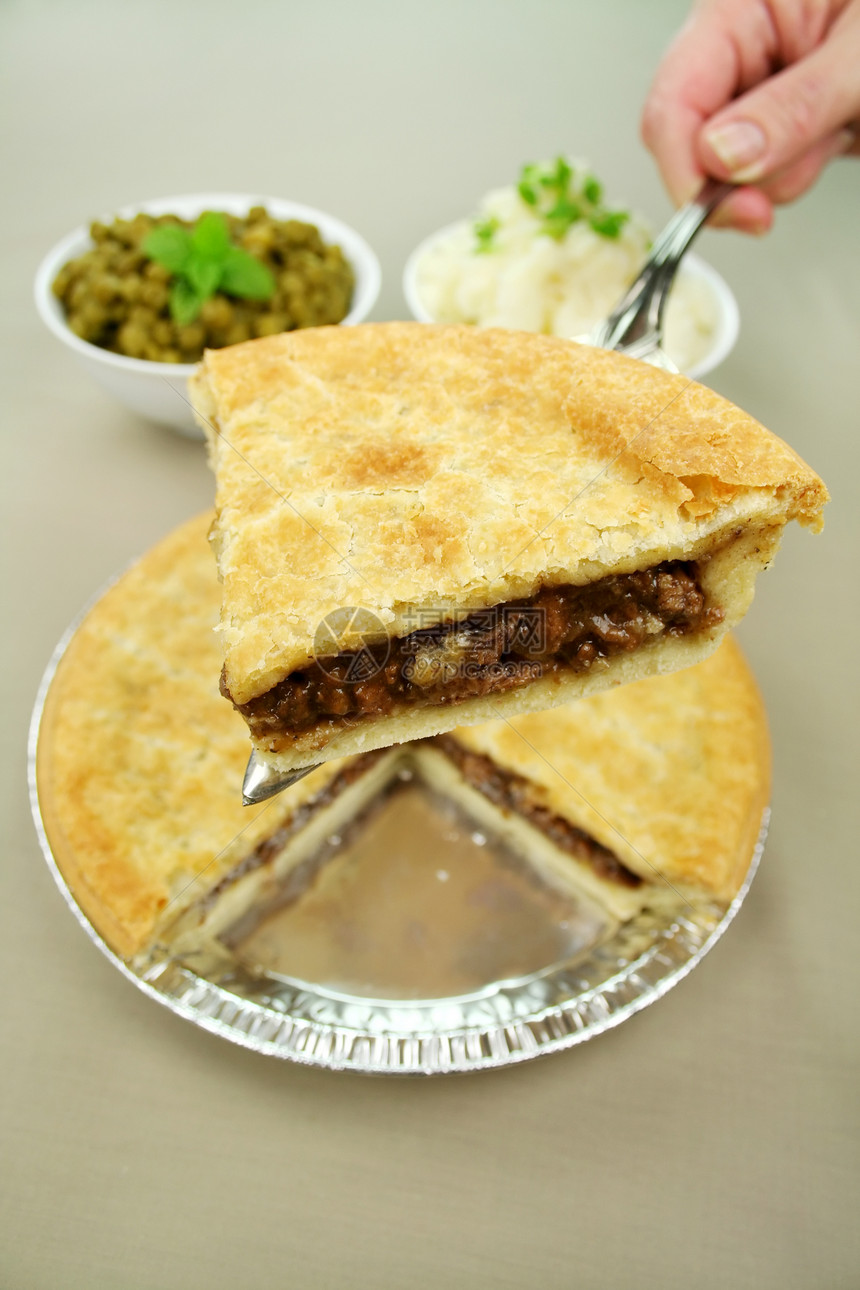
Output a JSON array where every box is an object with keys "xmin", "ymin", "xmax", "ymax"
[
  {"xmin": 190, "ymin": 322, "xmax": 826, "ymax": 776},
  {"xmin": 35, "ymin": 515, "xmax": 770, "ymax": 964}
]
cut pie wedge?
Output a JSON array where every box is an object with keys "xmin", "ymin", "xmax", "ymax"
[
  {"xmin": 36, "ymin": 513, "xmax": 769, "ymax": 967},
  {"xmin": 190, "ymin": 323, "xmax": 826, "ymax": 776}
]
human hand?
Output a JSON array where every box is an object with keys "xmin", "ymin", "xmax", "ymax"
[{"xmin": 641, "ymin": 0, "xmax": 860, "ymax": 232}]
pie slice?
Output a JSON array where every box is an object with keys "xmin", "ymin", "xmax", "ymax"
[
  {"xmin": 419, "ymin": 629, "xmax": 770, "ymax": 922},
  {"xmin": 36, "ymin": 513, "xmax": 769, "ymax": 969},
  {"xmin": 190, "ymin": 322, "xmax": 826, "ymax": 775}
]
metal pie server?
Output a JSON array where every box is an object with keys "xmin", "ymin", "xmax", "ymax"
[
  {"xmin": 242, "ymin": 180, "xmax": 733, "ymax": 807},
  {"xmin": 243, "ymin": 752, "xmax": 317, "ymax": 806}
]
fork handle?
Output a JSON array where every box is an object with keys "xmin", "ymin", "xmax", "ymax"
[{"xmin": 592, "ymin": 180, "xmax": 733, "ymax": 354}]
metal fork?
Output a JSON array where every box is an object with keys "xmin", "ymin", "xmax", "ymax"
[
  {"xmin": 583, "ymin": 178, "xmax": 732, "ymax": 369},
  {"xmin": 242, "ymin": 180, "xmax": 733, "ymax": 806}
]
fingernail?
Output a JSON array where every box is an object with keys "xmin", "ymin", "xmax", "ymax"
[
  {"xmin": 703, "ymin": 120, "xmax": 768, "ymax": 178},
  {"xmin": 835, "ymin": 126, "xmax": 857, "ymax": 155}
]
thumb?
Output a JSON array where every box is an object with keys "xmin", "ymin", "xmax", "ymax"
[{"xmin": 697, "ymin": 17, "xmax": 860, "ymax": 182}]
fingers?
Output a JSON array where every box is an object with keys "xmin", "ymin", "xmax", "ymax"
[
  {"xmin": 641, "ymin": 0, "xmax": 775, "ymax": 204},
  {"xmin": 641, "ymin": 9, "xmax": 746, "ymax": 203},
  {"xmin": 641, "ymin": 100, "xmax": 709, "ymax": 207},
  {"xmin": 698, "ymin": 5, "xmax": 860, "ymax": 183},
  {"xmin": 643, "ymin": 0, "xmax": 860, "ymax": 234},
  {"xmin": 759, "ymin": 126, "xmax": 858, "ymax": 200},
  {"xmin": 707, "ymin": 125, "xmax": 857, "ymax": 232},
  {"xmin": 708, "ymin": 187, "xmax": 774, "ymax": 234}
]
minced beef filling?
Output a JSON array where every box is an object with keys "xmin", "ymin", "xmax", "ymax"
[
  {"xmin": 230, "ymin": 560, "xmax": 722, "ymax": 745},
  {"xmin": 434, "ymin": 735, "xmax": 641, "ymax": 889}
]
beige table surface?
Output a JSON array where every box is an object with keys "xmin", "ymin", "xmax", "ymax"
[{"xmin": 2, "ymin": 2, "xmax": 858, "ymax": 1286}]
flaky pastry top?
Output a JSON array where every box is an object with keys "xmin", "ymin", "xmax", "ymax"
[
  {"xmin": 191, "ymin": 323, "xmax": 827, "ymax": 706},
  {"xmin": 36, "ymin": 513, "xmax": 345, "ymax": 960},
  {"xmin": 452, "ymin": 635, "xmax": 770, "ymax": 901}
]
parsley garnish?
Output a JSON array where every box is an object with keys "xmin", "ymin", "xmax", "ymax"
[
  {"xmin": 516, "ymin": 157, "xmax": 630, "ymax": 241},
  {"xmin": 474, "ymin": 215, "xmax": 501, "ymax": 253},
  {"xmin": 143, "ymin": 212, "xmax": 275, "ymax": 326}
]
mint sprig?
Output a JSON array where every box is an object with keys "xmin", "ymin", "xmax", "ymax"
[
  {"xmin": 143, "ymin": 212, "xmax": 275, "ymax": 326},
  {"xmin": 516, "ymin": 157, "xmax": 630, "ymax": 241}
]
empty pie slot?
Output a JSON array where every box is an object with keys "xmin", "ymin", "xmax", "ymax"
[{"xmin": 218, "ymin": 765, "xmax": 613, "ymax": 1000}]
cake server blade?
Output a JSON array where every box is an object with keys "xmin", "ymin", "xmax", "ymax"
[{"xmin": 242, "ymin": 751, "xmax": 316, "ymax": 806}]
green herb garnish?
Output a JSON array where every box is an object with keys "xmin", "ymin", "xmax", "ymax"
[
  {"xmin": 474, "ymin": 214, "xmax": 501, "ymax": 253},
  {"xmin": 142, "ymin": 212, "xmax": 275, "ymax": 326},
  {"xmin": 588, "ymin": 209, "xmax": 630, "ymax": 238},
  {"xmin": 516, "ymin": 157, "xmax": 630, "ymax": 241},
  {"xmin": 583, "ymin": 175, "xmax": 603, "ymax": 205}
]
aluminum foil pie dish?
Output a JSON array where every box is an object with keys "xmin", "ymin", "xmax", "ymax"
[{"xmin": 28, "ymin": 514, "xmax": 770, "ymax": 1075}]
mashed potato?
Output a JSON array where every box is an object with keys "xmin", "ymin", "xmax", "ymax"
[{"xmin": 414, "ymin": 161, "xmax": 719, "ymax": 374}]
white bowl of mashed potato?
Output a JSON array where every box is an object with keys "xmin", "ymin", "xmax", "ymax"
[{"xmin": 403, "ymin": 159, "xmax": 739, "ymax": 380}]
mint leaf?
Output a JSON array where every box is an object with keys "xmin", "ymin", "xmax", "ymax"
[
  {"xmin": 169, "ymin": 278, "xmax": 205, "ymax": 326},
  {"xmin": 185, "ymin": 256, "xmax": 221, "ymax": 298},
  {"xmin": 219, "ymin": 246, "xmax": 275, "ymax": 300},
  {"xmin": 142, "ymin": 224, "xmax": 192, "ymax": 274},
  {"xmin": 192, "ymin": 211, "xmax": 231, "ymax": 262},
  {"xmin": 144, "ymin": 210, "xmax": 277, "ymax": 319}
]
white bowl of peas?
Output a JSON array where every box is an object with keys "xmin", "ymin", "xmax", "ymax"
[{"xmin": 34, "ymin": 192, "xmax": 381, "ymax": 437}]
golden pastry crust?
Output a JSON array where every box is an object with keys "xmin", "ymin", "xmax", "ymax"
[
  {"xmin": 36, "ymin": 513, "xmax": 346, "ymax": 960},
  {"xmin": 35, "ymin": 515, "xmax": 769, "ymax": 962},
  {"xmin": 236, "ymin": 519, "xmax": 783, "ymax": 775},
  {"xmin": 191, "ymin": 321, "xmax": 824, "ymax": 767},
  {"xmin": 449, "ymin": 635, "xmax": 770, "ymax": 903}
]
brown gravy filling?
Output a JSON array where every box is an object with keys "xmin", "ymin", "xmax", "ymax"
[
  {"xmin": 230, "ymin": 560, "xmax": 723, "ymax": 749},
  {"xmin": 434, "ymin": 736, "xmax": 641, "ymax": 889}
]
